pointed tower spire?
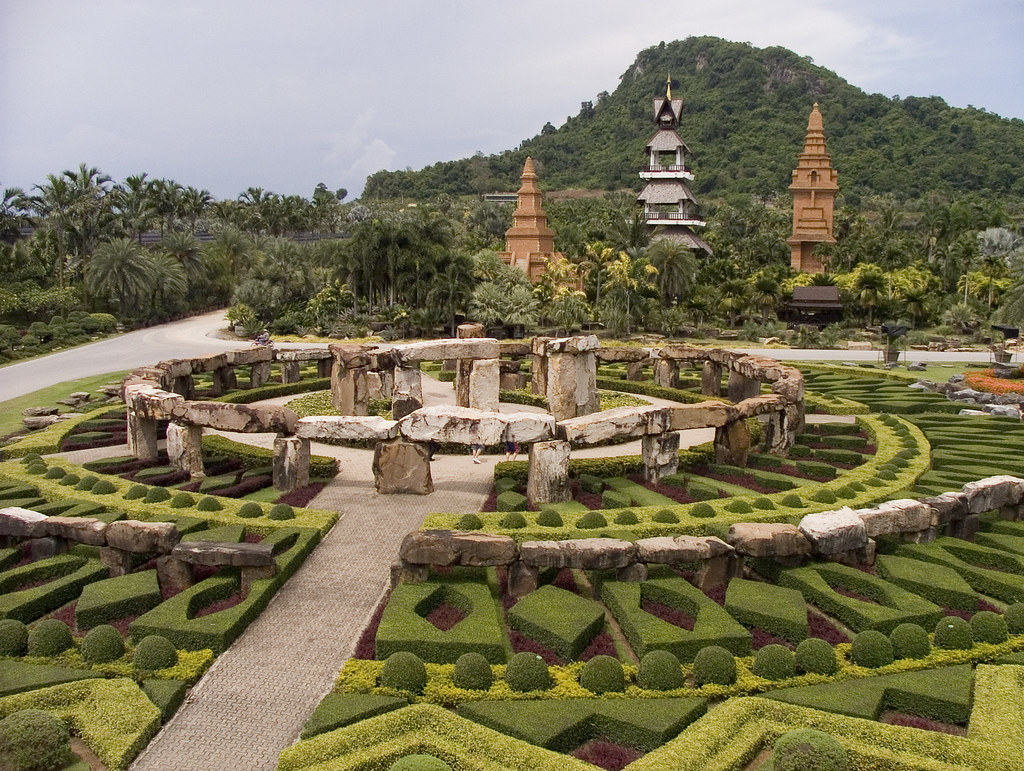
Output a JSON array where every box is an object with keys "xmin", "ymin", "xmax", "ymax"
[
  {"xmin": 788, "ymin": 104, "xmax": 839, "ymax": 273},
  {"xmin": 498, "ymin": 157, "xmax": 560, "ymax": 283},
  {"xmin": 666, "ymin": 73, "xmax": 672, "ymax": 101}
]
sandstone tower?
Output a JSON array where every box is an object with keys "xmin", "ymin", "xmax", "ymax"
[
  {"xmin": 788, "ymin": 103, "xmax": 839, "ymax": 273},
  {"xmin": 498, "ymin": 157, "xmax": 564, "ymax": 283}
]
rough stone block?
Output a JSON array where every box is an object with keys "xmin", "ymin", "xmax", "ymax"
[
  {"xmin": 156, "ymin": 556, "xmax": 194, "ymax": 594},
  {"xmin": 668, "ymin": 402, "xmax": 733, "ymax": 430},
  {"xmin": 41, "ymin": 516, "xmax": 108, "ymax": 546},
  {"xmin": 166, "ymin": 423, "xmax": 205, "ymax": 477},
  {"xmin": 616, "ymin": 562, "xmax": 648, "ymax": 582},
  {"xmin": 468, "ymin": 358, "xmax": 500, "ymax": 412},
  {"xmin": 0, "ymin": 507, "xmax": 47, "ymax": 539},
  {"xmin": 525, "ymin": 440, "xmax": 570, "ymax": 508},
  {"xmin": 635, "ymin": 535, "xmax": 733, "ymax": 564},
  {"xmin": 273, "ymin": 436, "xmax": 310, "ymax": 492},
  {"xmin": 372, "ymin": 438, "xmax": 433, "ymax": 495},
  {"xmin": 507, "ymin": 560, "xmax": 539, "ymax": 598},
  {"xmin": 105, "ymin": 521, "xmax": 179, "ymax": 554},
  {"xmin": 398, "ymin": 405, "xmax": 506, "ymax": 445},
  {"xmin": 99, "ymin": 546, "xmax": 133, "ymax": 577},
  {"xmin": 398, "ymin": 530, "xmax": 518, "ymax": 567},
  {"xmin": 696, "ymin": 555, "xmax": 743, "ymax": 589},
  {"xmin": 280, "ymin": 361, "xmax": 301, "ymax": 383},
  {"xmin": 250, "ymin": 361, "xmax": 272, "ymax": 389},
  {"xmin": 921, "ymin": 492, "xmax": 969, "ymax": 526},
  {"xmin": 30, "ymin": 537, "xmax": 66, "ymax": 560},
  {"xmin": 799, "ymin": 508, "xmax": 869, "ymax": 555},
  {"xmin": 127, "ymin": 413, "xmax": 160, "ymax": 461},
  {"xmin": 296, "ymin": 416, "xmax": 399, "ymax": 442},
  {"xmin": 557, "ymin": 405, "xmax": 663, "ymax": 446},
  {"xmin": 519, "ymin": 538, "xmax": 636, "ymax": 570},
  {"xmin": 727, "ymin": 523, "xmax": 811, "ymax": 558},
  {"xmin": 643, "ymin": 431, "xmax": 680, "ymax": 482},
  {"xmin": 961, "ymin": 476, "xmax": 1024, "ymax": 514},
  {"xmin": 502, "ymin": 413, "xmax": 556, "ymax": 444},
  {"xmin": 856, "ymin": 499, "xmax": 932, "ymax": 538},
  {"xmin": 173, "ymin": 401, "xmax": 298, "ymax": 434},
  {"xmin": 240, "ymin": 565, "xmax": 277, "ymax": 598},
  {"xmin": 715, "ymin": 420, "xmax": 751, "ymax": 466},
  {"xmin": 390, "ymin": 560, "xmax": 429, "ymax": 586}
]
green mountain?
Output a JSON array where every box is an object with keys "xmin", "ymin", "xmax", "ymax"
[{"xmin": 363, "ymin": 37, "xmax": 1024, "ymax": 203}]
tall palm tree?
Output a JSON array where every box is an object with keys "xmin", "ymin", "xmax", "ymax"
[
  {"xmin": 28, "ymin": 174, "xmax": 78, "ymax": 288},
  {"xmin": 0, "ymin": 187, "xmax": 31, "ymax": 239},
  {"xmin": 854, "ymin": 265, "xmax": 886, "ymax": 327},
  {"xmin": 647, "ymin": 239, "xmax": 698, "ymax": 303},
  {"xmin": 748, "ymin": 274, "xmax": 782, "ymax": 323},
  {"xmin": 84, "ymin": 238, "xmax": 156, "ymax": 315},
  {"xmin": 429, "ymin": 253, "xmax": 476, "ymax": 335},
  {"xmin": 977, "ymin": 227, "xmax": 1022, "ymax": 309},
  {"xmin": 718, "ymin": 279, "xmax": 749, "ymax": 328},
  {"xmin": 113, "ymin": 174, "xmax": 157, "ymax": 243}
]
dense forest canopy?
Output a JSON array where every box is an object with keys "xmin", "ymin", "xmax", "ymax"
[{"xmin": 363, "ymin": 37, "xmax": 1024, "ymax": 204}]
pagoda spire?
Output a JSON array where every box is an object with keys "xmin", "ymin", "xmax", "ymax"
[
  {"xmin": 788, "ymin": 104, "xmax": 839, "ymax": 273},
  {"xmin": 498, "ymin": 157, "xmax": 561, "ymax": 283}
]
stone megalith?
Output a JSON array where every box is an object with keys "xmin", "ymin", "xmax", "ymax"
[
  {"xmin": 273, "ymin": 436, "xmax": 310, "ymax": 492},
  {"xmin": 166, "ymin": 423, "xmax": 204, "ymax": 477},
  {"xmin": 715, "ymin": 419, "xmax": 751, "ymax": 466},
  {"xmin": 526, "ymin": 440, "xmax": 571, "ymax": 508},
  {"xmin": 642, "ymin": 431, "xmax": 680, "ymax": 482},
  {"xmin": 392, "ymin": 366, "xmax": 424, "ymax": 420},
  {"xmin": 373, "ymin": 438, "xmax": 434, "ymax": 495}
]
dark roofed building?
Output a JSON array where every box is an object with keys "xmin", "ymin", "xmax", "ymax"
[{"xmin": 784, "ymin": 285, "xmax": 843, "ymax": 326}]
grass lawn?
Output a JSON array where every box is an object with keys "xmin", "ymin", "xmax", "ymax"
[{"xmin": 0, "ymin": 370, "xmax": 129, "ymax": 438}]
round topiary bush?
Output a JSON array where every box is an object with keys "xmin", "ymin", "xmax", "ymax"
[
  {"xmin": 795, "ymin": 638, "xmax": 837, "ymax": 675},
  {"xmin": 25, "ymin": 463, "xmax": 48, "ymax": 476},
  {"xmin": 725, "ymin": 499, "xmax": 752, "ymax": 514},
  {"xmin": 27, "ymin": 620, "xmax": 72, "ymax": 657},
  {"xmin": 380, "ymin": 652, "xmax": 427, "ymax": 694},
  {"xmin": 43, "ymin": 467, "xmax": 66, "ymax": 480},
  {"xmin": 452, "ymin": 652, "xmax": 493, "ymax": 691},
  {"xmin": 237, "ymin": 502, "xmax": 264, "ymax": 519},
  {"xmin": 170, "ymin": 492, "xmax": 196, "ymax": 509},
  {"xmin": 934, "ymin": 616, "xmax": 973, "ymax": 650},
  {"xmin": 0, "ymin": 620, "xmax": 28, "ymax": 656},
  {"xmin": 20, "ymin": 454, "xmax": 42, "ymax": 465},
  {"xmin": 504, "ymin": 652, "xmax": 551, "ymax": 692},
  {"xmin": 637, "ymin": 650, "xmax": 684, "ymax": 691},
  {"xmin": 536, "ymin": 509, "xmax": 563, "ymax": 528},
  {"xmin": 197, "ymin": 496, "xmax": 223, "ymax": 512},
  {"xmin": 752, "ymin": 497, "xmax": 775, "ymax": 510},
  {"xmin": 580, "ymin": 655, "xmax": 625, "ymax": 694},
  {"xmin": 0, "ymin": 709, "xmax": 72, "ymax": 771},
  {"xmin": 780, "ymin": 494, "xmax": 805, "ymax": 508},
  {"xmin": 74, "ymin": 475, "xmax": 99, "ymax": 491},
  {"xmin": 970, "ymin": 610, "xmax": 1008, "ymax": 644},
  {"xmin": 889, "ymin": 623, "xmax": 930, "ymax": 660},
  {"xmin": 773, "ymin": 728, "xmax": 848, "ymax": 771},
  {"xmin": 91, "ymin": 479, "xmax": 116, "ymax": 495},
  {"xmin": 875, "ymin": 469, "xmax": 896, "ymax": 481},
  {"xmin": 268, "ymin": 504, "xmax": 295, "ymax": 520},
  {"xmin": 613, "ymin": 510, "xmax": 638, "ymax": 525},
  {"xmin": 80, "ymin": 625, "xmax": 125, "ymax": 664},
  {"xmin": 652, "ymin": 509, "xmax": 679, "ymax": 523},
  {"xmin": 500, "ymin": 512, "xmax": 527, "ymax": 529},
  {"xmin": 689, "ymin": 503, "xmax": 715, "ymax": 518},
  {"xmin": 753, "ymin": 644, "xmax": 796, "ymax": 680},
  {"xmin": 851, "ymin": 630, "xmax": 894, "ymax": 668},
  {"xmin": 133, "ymin": 635, "xmax": 178, "ymax": 671},
  {"xmin": 811, "ymin": 489, "xmax": 838, "ymax": 504},
  {"xmin": 144, "ymin": 487, "xmax": 171, "ymax": 503},
  {"xmin": 388, "ymin": 755, "xmax": 452, "ymax": 771},
  {"xmin": 456, "ymin": 513, "xmax": 483, "ymax": 531},
  {"xmin": 124, "ymin": 484, "xmax": 148, "ymax": 500},
  {"xmin": 576, "ymin": 511, "xmax": 608, "ymax": 529},
  {"xmin": 58, "ymin": 473, "xmax": 80, "ymax": 487},
  {"xmin": 1005, "ymin": 603, "xmax": 1024, "ymax": 634},
  {"xmin": 692, "ymin": 645, "xmax": 737, "ymax": 686}
]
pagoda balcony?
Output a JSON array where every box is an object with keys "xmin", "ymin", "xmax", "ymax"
[
  {"xmin": 639, "ymin": 164, "xmax": 693, "ymax": 180},
  {"xmin": 643, "ymin": 211, "xmax": 705, "ymax": 226}
]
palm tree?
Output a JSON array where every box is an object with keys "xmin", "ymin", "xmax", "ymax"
[
  {"xmin": 977, "ymin": 227, "xmax": 1021, "ymax": 309},
  {"xmin": 902, "ymin": 284, "xmax": 930, "ymax": 328},
  {"xmin": 148, "ymin": 253, "xmax": 189, "ymax": 319},
  {"xmin": 84, "ymin": 238, "xmax": 156, "ymax": 315},
  {"xmin": 647, "ymin": 239, "xmax": 698, "ymax": 303},
  {"xmin": 113, "ymin": 174, "xmax": 157, "ymax": 243},
  {"xmin": 718, "ymin": 279, "xmax": 749, "ymax": 328},
  {"xmin": 428, "ymin": 253, "xmax": 476, "ymax": 335},
  {"xmin": 162, "ymin": 231, "xmax": 205, "ymax": 300},
  {"xmin": 603, "ymin": 250, "xmax": 658, "ymax": 334},
  {"xmin": 149, "ymin": 178, "xmax": 183, "ymax": 236},
  {"xmin": 0, "ymin": 187, "xmax": 30, "ymax": 239},
  {"xmin": 179, "ymin": 187, "xmax": 211, "ymax": 234},
  {"xmin": 28, "ymin": 174, "xmax": 78, "ymax": 288},
  {"xmin": 748, "ymin": 274, "xmax": 782, "ymax": 323},
  {"xmin": 854, "ymin": 265, "xmax": 886, "ymax": 327}
]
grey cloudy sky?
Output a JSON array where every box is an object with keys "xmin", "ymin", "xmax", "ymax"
[{"xmin": 1, "ymin": 0, "xmax": 1021, "ymax": 200}]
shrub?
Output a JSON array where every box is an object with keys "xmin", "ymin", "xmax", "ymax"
[
  {"xmin": 197, "ymin": 496, "xmax": 223, "ymax": 512},
  {"xmin": 144, "ymin": 487, "xmax": 171, "ymax": 503},
  {"xmin": 43, "ymin": 467, "xmax": 66, "ymax": 480},
  {"xmin": 388, "ymin": 756, "xmax": 452, "ymax": 771},
  {"xmin": 970, "ymin": 610, "xmax": 1008, "ymax": 644},
  {"xmin": 27, "ymin": 620, "xmax": 73, "ymax": 657},
  {"xmin": 889, "ymin": 623, "xmax": 930, "ymax": 660},
  {"xmin": 780, "ymin": 494, "xmax": 804, "ymax": 508},
  {"xmin": 752, "ymin": 497, "xmax": 775, "ymax": 510},
  {"xmin": 576, "ymin": 511, "xmax": 608, "ymax": 530},
  {"xmin": 578, "ymin": 474, "xmax": 603, "ymax": 494},
  {"xmin": 237, "ymin": 502, "xmax": 263, "ymax": 519},
  {"xmin": 692, "ymin": 645, "xmax": 736, "ymax": 686},
  {"xmin": 504, "ymin": 652, "xmax": 551, "ymax": 692},
  {"xmin": 795, "ymin": 638, "xmax": 837, "ymax": 675},
  {"xmin": 851, "ymin": 630, "xmax": 894, "ymax": 668},
  {"xmin": 934, "ymin": 616, "xmax": 973, "ymax": 650},
  {"xmin": 124, "ymin": 484, "xmax": 148, "ymax": 500},
  {"xmin": 637, "ymin": 650, "xmax": 683, "ymax": 690},
  {"xmin": 25, "ymin": 463, "xmax": 47, "ymax": 476},
  {"xmin": 652, "ymin": 509, "xmax": 679, "ymax": 523},
  {"xmin": 452, "ymin": 652, "xmax": 493, "ymax": 691},
  {"xmin": 0, "ymin": 619, "xmax": 28, "ymax": 656},
  {"xmin": 133, "ymin": 635, "xmax": 178, "ymax": 671},
  {"xmin": 500, "ymin": 512, "xmax": 527, "ymax": 529},
  {"xmin": 725, "ymin": 500, "xmax": 752, "ymax": 514},
  {"xmin": 690, "ymin": 503, "xmax": 715, "ymax": 518},
  {"xmin": 170, "ymin": 492, "xmax": 196, "ymax": 509},
  {"xmin": 91, "ymin": 479, "xmax": 116, "ymax": 495},
  {"xmin": 380, "ymin": 651, "xmax": 427, "ymax": 694},
  {"xmin": 613, "ymin": 510, "xmax": 638, "ymax": 525},
  {"xmin": 773, "ymin": 728, "xmax": 848, "ymax": 771},
  {"xmin": 58, "ymin": 473, "xmax": 80, "ymax": 486},
  {"xmin": 753, "ymin": 644, "xmax": 796, "ymax": 680},
  {"xmin": 1005, "ymin": 602, "xmax": 1024, "ymax": 634},
  {"xmin": 811, "ymin": 488, "xmax": 838, "ymax": 504},
  {"xmin": 268, "ymin": 503, "xmax": 295, "ymax": 520},
  {"xmin": 80, "ymin": 625, "xmax": 126, "ymax": 664},
  {"xmin": 20, "ymin": 454, "xmax": 42, "ymax": 465},
  {"xmin": 0, "ymin": 709, "xmax": 72, "ymax": 771},
  {"xmin": 536, "ymin": 509, "xmax": 563, "ymax": 528},
  {"xmin": 74, "ymin": 474, "xmax": 99, "ymax": 491},
  {"xmin": 456, "ymin": 513, "xmax": 483, "ymax": 531},
  {"xmin": 579, "ymin": 655, "xmax": 625, "ymax": 694}
]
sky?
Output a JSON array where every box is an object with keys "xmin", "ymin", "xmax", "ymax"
[{"xmin": 1, "ymin": 0, "xmax": 1022, "ymax": 200}]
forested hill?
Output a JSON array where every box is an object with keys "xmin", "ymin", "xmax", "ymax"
[{"xmin": 363, "ymin": 36, "xmax": 1024, "ymax": 204}]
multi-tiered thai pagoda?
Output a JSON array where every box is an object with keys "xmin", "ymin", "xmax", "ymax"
[
  {"xmin": 498, "ymin": 157, "xmax": 566, "ymax": 284},
  {"xmin": 636, "ymin": 77, "xmax": 711, "ymax": 254},
  {"xmin": 788, "ymin": 103, "xmax": 839, "ymax": 273}
]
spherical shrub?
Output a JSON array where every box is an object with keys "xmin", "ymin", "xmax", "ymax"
[
  {"xmin": 1005, "ymin": 603, "xmax": 1024, "ymax": 634},
  {"xmin": 169, "ymin": 492, "xmax": 196, "ymax": 509},
  {"xmin": 20, "ymin": 454, "xmax": 42, "ymax": 465},
  {"xmin": 536, "ymin": 509, "xmax": 563, "ymax": 527},
  {"xmin": 25, "ymin": 463, "xmax": 47, "ymax": 476},
  {"xmin": 0, "ymin": 620, "xmax": 28, "ymax": 656},
  {"xmin": 27, "ymin": 620, "xmax": 72, "ymax": 657},
  {"xmin": 500, "ymin": 512, "xmax": 527, "ymax": 529},
  {"xmin": 452, "ymin": 652, "xmax": 493, "ymax": 691},
  {"xmin": 752, "ymin": 497, "xmax": 775, "ymax": 510},
  {"xmin": 970, "ymin": 611, "xmax": 1008, "ymax": 644},
  {"xmin": 80, "ymin": 625, "xmax": 125, "ymax": 664},
  {"xmin": 388, "ymin": 755, "xmax": 452, "ymax": 771},
  {"xmin": 773, "ymin": 728, "xmax": 848, "ymax": 771},
  {"xmin": 934, "ymin": 616, "xmax": 973, "ymax": 650},
  {"xmin": 456, "ymin": 513, "xmax": 483, "ymax": 530},
  {"xmin": 91, "ymin": 479, "xmax": 116, "ymax": 495},
  {"xmin": 237, "ymin": 502, "xmax": 263, "ymax": 519},
  {"xmin": 74, "ymin": 475, "xmax": 99, "ymax": 491},
  {"xmin": 268, "ymin": 503, "xmax": 294, "ymax": 520},
  {"xmin": 0, "ymin": 709, "xmax": 72, "ymax": 771},
  {"xmin": 637, "ymin": 650, "xmax": 684, "ymax": 691},
  {"xmin": 725, "ymin": 499, "xmax": 752, "ymax": 514},
  {"xmin": 692, "ymin": 645, "xmax": 737, "ymax": 686},
  {"xmin": 58, "ymin": 473, "xmax": 80, "ymax": 486},
  {"xmin": 144, "ymin": 487, "xmax": 171, "ymax": 503},
  {"xmin": 379, "ymin": 651, "xmax": 428, "ymax": 694},
  {"xmin": 889, "ymin": 623, "xmax": 930, "ymax": 660},
  {"xmin": 835, "ymin": 486, "xmax": 857, "ymax": 500},
  {"xmin": 43, "ymin": 467, "xmax": 66, "ymax": 480},
  {"xmin": 875, "ymin": 469, "xmax": 896, "ymax": 481},
  {"xmin": 580, "ymin": 655, "xmax": 625, "ymax": 694},
  {"xmin": 689, "ymin": 503, "xmax": 715, "ymax": 518},
  {"xmin": 753, "ymin": 644, "xmax": 796, "ymax": 680},
  {"xmin": 795, "ymin": 638, "xmax": 837, "ymax": 675},
  {"xmin": 812, "ymin": 489, "xmax": 837, "ymax": 504},
  {"xmin": 652, "ymin": 509, "xmax": 679, "ymax": 523},
  {"xmin": 124, "ymin": 484, "xmax": 148, "ymax": 500},
  {"xmin": 851, "ymin": 630, "xmax": 894, "ymax": 668},
  {"xmin": 613, "ymin": 510, "xmax": 638, "ymax": 525},
  {"xmin": 133, "ymin": 635, "xmax": 178, "ymax": 671},
  {"xmin": 504, "ymin": 652, "xmax": 551, "ymax": 692},
  {"xmin": 576, "ymin": 511, "xmax": 607, "ymax": 529},
  {"xmin": 197, "ymin": 496, "xmax": 223, "ymax": 512},
  {"xmin": 780, "ymin": 494, "xmax": 805, "ymax": 508}
]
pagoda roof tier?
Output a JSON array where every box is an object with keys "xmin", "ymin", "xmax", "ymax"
[
  {"xmin": 653, "ymin": 228, "xmax": 712, "ymax": 254},
  {"xmin": 653, "ymin": 97, "xmax": 684, "ymax": 125},
  {"xmin": 637, "ymin": 181, "xmax": 698, "ymax": 205},
  {"xmin": 646, "ymin": 129, "xmax": 691, "ymax": 153}
]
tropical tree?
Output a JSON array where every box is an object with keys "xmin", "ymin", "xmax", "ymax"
[
  {"xmin": 748, "ymin": 274, "xmax": 782, "ymax": 322},
  {"xmin": 647, "ymin": 239, "xmax": 698, "ymax": 303},
  {"xmin": 977, "ymin": 227, "xmax": 1022, "ymax": 309},
  {"xmin": 84, "ymin": 238, "xmax": 155, "ymax": 316},
  {"xmin": 428, "ymin": 253, "xmax": 476, "ymax": 335},
  {"xmin": 853, "ymin": 264, "xmax": 886, "ymax": 327},
  {"xmin": 718, "ymin": 279, "xmax": 750, "ymax": 327},
  {"xmin": 549, "ymin": 286, "xmax": 590, "ymax": 335},
  {"xmin": 601, "ymin": 250, "xmax": 658, "ymax": 334}
]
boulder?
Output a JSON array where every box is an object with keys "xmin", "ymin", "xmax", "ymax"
[
  {"xmin": 398, "ymin": 405, "xmax": 506, "ymax": 445},
  {"xmin": 519, "ymin": 538, "xmax": 636, "ymax": 570},
  {"xmin": 273, "ymin": 436, "xmax": 310, "ymax": 492},
  {"xmin": 296, "ymin": 415, "xmax": 399, "ymax": 442},
  {"xmin": 398, "ymin": 530, "xmax": 517, "ymax": 567},
  {"xmin": 961, "ymin": 475, "xmax": 1024, "ymax": 514},
  {"xmin": 727, "ymin": 523, "xmax": 811, "ymax": 558},
  {"xmin": 0, "ymin": 507, "xmax": 48, "ymax": 538},
  {"xmin": 468, "ymin": 358, "xmax": 500, "ymax": 412},
  {"xmin": 594, "ymin": 347, "xmax": 649, "ymax": 363},
  {"xmin": 642, "ymin": 431, "xmax": 680, "ymax": 482},
  {"xmin": 546, "ymin": 350, "xmax": 599, "ymax": 421},
  {"xmin": 275, "ymin": 348, "xmax": 331, "ymax": 362},
  {"xmin": 855, "ymin": 499, "xmax": 933, "ymax": 537},
  {"xmin": 105, "ymin": 521, "xmax": 179, "ymax": 553},
  {"xmin": 40, "ymin": 516, "xmax": 108, "ymax": 546},
  {"xmin": 635, "ymin": 535, "xmax": 733, "ymax": 564},
  {"xmin": 525, "ymin": 440, "xmax": 570, "ymax": 508},
  {"xmin": 799, "ymin": 508, "xmax": 868, "ymax": 554},
  {"xmin": 372, "ymin": 438, "xmax": 433, "ymax": 495},
  {"xmin": 920, "ymin": 492, "xmax": 969, "ymax": 526},
  {"xmin": 166, "ymin": 423, "xmax": 204, "ymax": 476},
  {"xmin": 171, "ymin": 541, "xmax": 275, "ymax": 567},
  {"xmin": 668, "ymin": 401, "xmax": 733, "ymax": 430},
  {"xmin": 124, "ymin": 383, "xmax": 183, "ymax": 420},
  {"xmin": 502, "ymin": 412, "xmax": 556, "ymax": 444},
  {"xmin": 734, "ymin": 394, "xmax": 786, "ymax": 419},
  {"xmin": 21, "ymin": 406, "xmax": 58, "ymax": 417},
  {"xmin": 542, "ymin": 335, "xmax": 600, "ymax": 355},
  {"xmin": 557, "ymin": 405, "xmax": 664, "ymax": 446},
  {"xmin": 172, "ymin": 401, "xmax": 298, "ymax": 434},
  {"xmin": 225, "ymin": 348, "xmax": 273, "ymax": 366}
]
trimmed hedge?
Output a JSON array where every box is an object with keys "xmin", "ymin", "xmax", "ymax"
[
  {"xmin": 0, "ymin": 556, "xmax": 108, "ymax": 624},
  {"xmin": 507, "ymin": 585, "xmax": 604, "ymax": 661},
  {"xmin": 725, "ymin": 579, "xmax": 808, "ymax": 644},
  {"xmin": 75, "ymin": 570, "xmax": 163, "ymax": 630}
]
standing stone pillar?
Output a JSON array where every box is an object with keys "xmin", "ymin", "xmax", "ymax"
[
  {"xmin": 545, "ymin": 337, "xmax": 599, "ymax": 422},
  {"xmin": 654, "ymin": 358, "xmax": 679, "ymax": 389},
  {"xmin": 211, "ymin": 367, "xmax": 232, "ymax": 396},
  {"xmin": 763, "ymin": 409, "xmax": 794, "ymax": 455},
  {"xmin": 330, "ymin": 347, "xmax": 370, "ymax": 415},
  {"xmin": 372, "ymin": 439, "xmax": 433, "ymax": 494},
  {"xmin": 171, "ymin": 375, "xmax": 195, "ymax": 400},
  {"xmin": 626, "ymin": 361, "xmax": 645, "ymax": 381},
  {"xmin": 166, "ymin": 423, "xmax": 205, "ymax": 477},
  {"xmin": 468, "ymin": 359, "xmax": 500, "ymax": 412},
  {"xmin": 456, "ymin": 323, "xmax": 486, "ymax": 407},
  {"xmin": 715, "ymin": 420, "xmax": 752, "ymax": 466},
  {"xmin": 127, "ymin": 413, "xmax": 160, "ymax": 461},
  {"xmin": 280, "ymin": 361, "xmax": 301, "ymax": 384},
  {"xmin": 273, "ymin": 436, "xmax": 310, "ymax": 492},
  {"xmin": 392, "ymin": 366, "xmax": 424, "ymax": 420},
  {"xmin": 531, "ymin": 336, "xmax": 550, "ymax": 396},
  {"xmin": 526, "ymin": 440, "xmax": 571, "ymax": 508},
  {"xmin": 642, "ymin": 431, "xmax": 680, "ymax": 483},
  {"xmin": 250, "ymin": 362, "xmax": 272, "ymax": 389},
  {"xmin": 701, "ymin": 361, "xmax": 723, "ymax": 397},
  {"xmin": 727, "ymin": 371, "xmax": 761, "ymax": 402},
  {"xmin": 317, "ymin": 358, "xmax": 333, "ymax": 378}
]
